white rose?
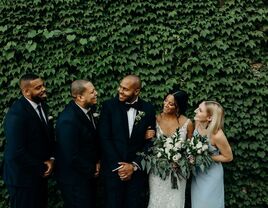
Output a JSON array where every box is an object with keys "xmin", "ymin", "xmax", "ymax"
[
  {"xmin": 172, "ymin": 155, "xmax": 179, "ymax": 162},
  {"xmin": 175, "ymin": 141, "xmax": 182, "ymax": 149},
  {"xmin": 157, "ymin": 152, "xmax": 162, "ymax": 158},
  {"xmin": 166, "ymin": 138, "xmax": 173, "ymax": 144},
  {"xmin": 165, "ymin": 143, "xmax": 173, "ymax": 150},
  {"xmin": 197, "ymin": 149, "xmax": 202, "ymax": 154},
  {"xmin": 167, "ymin": 152, "xmax": 171, "ymax": 159},
  {"xmin": 172, "ymin": 153, "xmax": 181, "ymax": 162},
  {"xmin": 165, "ymin": 148, "xmax": 169, "ymax": 155},
  {"xmin": 196, "ymin": 142, "xmax": 203, "ymax": 149},
  {"xmin": 202, "ymin": 144, "xmax": 208, "ymax": 151}
]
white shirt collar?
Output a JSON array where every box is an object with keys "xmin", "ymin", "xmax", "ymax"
[
  {"xmin": 75, "ymin": 102, "xmax": 89, "ymax": 114},
  {"xmin": 24, "ymin": 96, "xmax": 40, "ymax": 110}
]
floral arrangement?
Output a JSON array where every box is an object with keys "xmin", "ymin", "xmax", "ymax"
[
  {"xmin": 138, "ymin": 129, "xmax": 190, "ymax": 189},
  {"xmin": 186, "ymin": 133, "xmax": 214, "ymax": 175},
  {"xmin": 134, "ymin": 111, "xmax": 145, "ymax": 125}
]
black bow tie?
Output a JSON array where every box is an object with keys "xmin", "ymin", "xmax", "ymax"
[{"xmin": 124, "ymin": 102, "xmax": 139, "ymax": 111}]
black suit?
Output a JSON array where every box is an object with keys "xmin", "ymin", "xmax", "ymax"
[
  {"xmin": 99, "ymin": 96, "xmax": 156, "ymax": 208},
  {"xmin": 55, "ymin": 100, "xmax": 99, "ymax": 208},
  {"xmin": 3, "ymin": 96, "xmax": 54, "ymax": 208}
]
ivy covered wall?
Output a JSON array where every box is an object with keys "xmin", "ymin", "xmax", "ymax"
[{"xmin": 0, "ymin": 0, "xmax": 267, "ymax": 207}]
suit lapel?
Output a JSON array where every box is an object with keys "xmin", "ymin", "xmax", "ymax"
[
  {"xmin": 116, "ymin": 99, "xmax": 130, "ymax": 139},
  {"xmin": 70, "ymin": 101, "xmax": 95, "ymax": 130},
  {"xmin": 21, "ymin": 97, "xmax": 49, "ymax": 133},
  {"xmin": 21, "ymin": 97, "xmax": 47, "ymax": 129},
  {"xmin": 130, "ymin": 99, "xmax": 143, "ymax": 139}
]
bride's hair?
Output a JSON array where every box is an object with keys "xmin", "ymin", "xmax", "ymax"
[
  {"xmin": 204, "ymin": 101, "xmax": 224, "ymax": 135},
  {"xmin": 167, "ymin": 88, "xmax": 188, "ymax": 116}
]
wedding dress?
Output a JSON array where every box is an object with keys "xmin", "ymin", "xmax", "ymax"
[{"xmin": 147, "ymin": 119, "xmax": 190, "ymax": 208}]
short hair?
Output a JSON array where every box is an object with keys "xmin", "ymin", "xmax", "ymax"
[
  {"xmin": 19, "ymin": 74, "xmax": 40, "ymax": 89},
  {"xmin": 167, "ymin": 88, "xmax": 188, "ymax": 116},
  {"xmin": 71, "ymin": 80, "xmax": 90, "ymax": 98},
  {"xmin": 204, "ymin": 101, "xmax": 224, "ymax": 134},
  {"xmin": 124, "ymin": 74, "xmax": 142, "ymax": 89}
]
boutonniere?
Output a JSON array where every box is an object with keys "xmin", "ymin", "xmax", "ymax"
[
  {"xmin": 135, "ymin": 111, "xmax": 145, "ymax": 125},
  {"xmin": 93, "ymin": 113, "xmax": 100, "ymax": 118}
]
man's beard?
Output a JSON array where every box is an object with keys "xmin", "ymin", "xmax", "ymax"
[{"xmin": 32, "ymin": 95, "xmax": 46, "ymax": 104}]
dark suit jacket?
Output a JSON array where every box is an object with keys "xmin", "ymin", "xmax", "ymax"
[
  {"xmin": 55, "ymin": 101, "xmax": 99, "ymax": 185},
  {"xmin": 99, "ymin": 96, "xmax": 156, "ymax": 175},
  {"xmin": 3, "ymin": 97, "xmax": 54, "ymax": 187}
]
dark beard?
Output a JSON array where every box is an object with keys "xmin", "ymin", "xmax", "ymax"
[{"xmin": 31, "ymin": 96, "xmax": 46, "ymax": 104}]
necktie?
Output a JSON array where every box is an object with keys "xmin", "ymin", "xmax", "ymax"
[
  {"xmin": 37, "ymin": 105, "xmax": 47, "ymax": 125},
  {"xmin": 87, "ymin": 110, "xmax": 96, "ymax": 129}
]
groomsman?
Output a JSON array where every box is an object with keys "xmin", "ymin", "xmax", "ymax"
[
  {"xmin": 99, "ymin": 75, "xmax": 156, "ymax": 208},
  {"xmin": 55, "ymin": 80, "xmax": 99, "ymax": 208},
  {"xmin": 3, "ymin": 74, "xmax": 55, "ymax": 208}
]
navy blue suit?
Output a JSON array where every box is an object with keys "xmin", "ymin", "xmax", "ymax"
[
  {"xmin": 99, "ymin": 97, "xmax": 156, "ymax": 208},
  {"xmin": 55, "ymin": 100, "xmax": 99, "ymax": 208},
  {"xmin": 3, "ymin": 96, "xmax": 54, "ymax": 208}
]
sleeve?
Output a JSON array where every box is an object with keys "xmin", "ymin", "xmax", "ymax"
[
  {"xmin": 98, "ymin": 102, "xmax": 122, "ymax": 171},
  {"xmin": 56, "ymin": 119, "xmax": 92, "ymax": 175},
  {"xmin": 4, "ymin": 113, "xmax": 45, "ymax": 173},
  {"xmin": 133, "ymin": 105, "xmax": 156, "ymax": 167}
]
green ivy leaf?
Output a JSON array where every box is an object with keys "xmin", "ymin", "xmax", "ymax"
[
  {"xmin": 66, "ymin": 34, "xmax": 76, "ymax": 41},
  {"xmin": 26, "ymin": 41, "xmax": 37, "ymax": 53},
  {"xmin": 79, "ymin": 38, "xmax": 88, "ymax": 45}
]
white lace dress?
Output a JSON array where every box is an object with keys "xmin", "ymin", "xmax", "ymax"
[{"xmin": 147, "ymin": 119, "xmax": 190, "ymax": 208}]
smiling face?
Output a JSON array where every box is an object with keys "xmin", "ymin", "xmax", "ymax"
[
  {"xmin": 194, "ymin": 102, "xmax": 210, "ymax": 122},
  {"xmin": 23, "ymin": 78, "xmax": 47, "ymax": 103},
  {"xmin": 81, "ymin": 82, "xmax": 98, "ymax": 107},
  {"xmin": 163, "ymin": 94, "xmax": 177, "ymax": 114},
  {"xmin": 118, "ymin": 76, "xmax": 140, "ymax": 103}
]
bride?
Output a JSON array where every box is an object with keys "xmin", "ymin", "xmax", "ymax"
[{"xmin": 146, "ymin": 89, "xmax": 193, "ymax": 208}]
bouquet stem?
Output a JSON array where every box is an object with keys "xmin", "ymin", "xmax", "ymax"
[{"xmin": 171, "ymin": 171, "xmax": 178, "ymax": 189}]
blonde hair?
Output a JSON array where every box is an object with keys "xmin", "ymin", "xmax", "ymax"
[{"xmin": 204, "ymin": 101, "xmax": 224, "ymax": 135}]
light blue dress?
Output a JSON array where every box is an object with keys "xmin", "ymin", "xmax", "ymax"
[{"xmin": 191, "ymin": 129, "xmax": 224, "ymax": 208}]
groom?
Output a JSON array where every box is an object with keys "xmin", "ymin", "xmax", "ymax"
[{"xmin": 99, "ymin": 75, "xmax": 156, "ymax": 208}]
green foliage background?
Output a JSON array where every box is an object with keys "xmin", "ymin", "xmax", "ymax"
[{"xmin": 0, "ymin": 0, "xmax": 267, "ymax": 207}]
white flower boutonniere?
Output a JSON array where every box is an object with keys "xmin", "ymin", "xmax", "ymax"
[
  {"xmin": 134, "ymin": 110, "xmax": 145, "ymax": 125},
  {"xmin": 93, "ymin": 113, "xmax": 100, "ymax": 118}
]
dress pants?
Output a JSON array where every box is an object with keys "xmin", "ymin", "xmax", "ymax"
[
  {"xmin": 7, "ymin": 179, "xmax": 48, "ymax": 208},
  {"xmin": 103, "ymin": 171, "xmax": 148, "ymax": 208},
  {"xmin": 59, "ymin": 178, "xmax": 96, "ymax": 208}
]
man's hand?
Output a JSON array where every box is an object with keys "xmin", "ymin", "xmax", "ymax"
[
  {"xmin": 95, "ymin": 162, "xmax": 100, "ymax": 177},
  {"xmin": 145, "ymin": 126, "xmax": 155, "ymax": 140},
  {"xmin": 117, "ymin": 162, "xmax": 134, "ymax": 181},
  {"xmin": 43, "ymin": 159, "xmax": 54, "ymax": 177}
]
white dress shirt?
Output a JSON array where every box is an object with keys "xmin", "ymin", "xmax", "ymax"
[{"xmin": 126, "ymin": 98, "xmax": 138, "ymax": 137}]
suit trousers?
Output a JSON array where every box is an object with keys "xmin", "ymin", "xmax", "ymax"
[
  {"xmin": 7, "ymin": 180, "xmax": 48, "ymax": 208},
  {"xmin": 103, "ymin": 171, "xmax": 148, "ymax": 208},
  {"xmin": 58, "ymin": 178, "xmax": 97, "ymax": 208}
]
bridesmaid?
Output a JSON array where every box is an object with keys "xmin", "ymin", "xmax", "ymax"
[{"xmin": 191, "ymin": 101, "xmax": 233, "ymax": 208}]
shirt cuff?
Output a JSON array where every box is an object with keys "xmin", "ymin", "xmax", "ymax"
[{"xmin": 132, "ymin": 162, "xmax": 141, "ymax": 170}]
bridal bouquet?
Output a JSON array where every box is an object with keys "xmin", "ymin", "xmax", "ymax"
[
  {"xmin": 186, "ymin": 133, "xmax": 213, "ymax": 175},
  {"xmin": 138, "ymin": 129, "xmax": 190, "ymax": 189}
]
